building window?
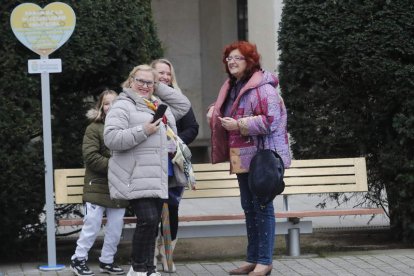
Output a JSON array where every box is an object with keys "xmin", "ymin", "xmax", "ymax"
[{"xmin": 237, "ymin": 0, "xmax": 248, "ymax": 40}]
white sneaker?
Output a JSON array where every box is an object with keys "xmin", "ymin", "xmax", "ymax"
[
  {"xmin": 148, "ymin": 272, "xmax": 161, "ymax": 276},
  {"xmin": 126, "ymin": 266, "xmax": 147, "ymax": 276}
]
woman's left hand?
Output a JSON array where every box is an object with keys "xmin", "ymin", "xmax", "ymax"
[{"xmin": 219, "ymin": 117, "xmax": 239, "ymax": 131}]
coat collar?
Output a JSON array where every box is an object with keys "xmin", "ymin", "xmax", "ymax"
[{"xmin": 216, "ymin": 71, "xmax": 264, "ymax": 115}]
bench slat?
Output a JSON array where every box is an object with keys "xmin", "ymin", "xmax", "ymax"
[
  {"xmin": 57, "ymin": 208, "xmax": 384, "ymax": 226},
  {"xmin": 285, "ymin": 166, "xmax": 355, "ymax": 177},
  {"xmin": 190, "ymin": 180, "xmax": 239, "ymax": 189},
  {"xmin": 193, "ymin": 163, "xmax": 229, "ymax": 171},
  {"xmin": 286, "ymin": 175, "xmax": 356, "ymax": 185},
  {"xmin": 183, "ymin": 189, "xmax": 240, "ymax": 198},
  {"xmin": 67, "ymin": 186, "xmax": 83, "ymax": 195},
  {"xmin": 66, "ymin": 177, "xmax": 84, "ymax": 186},
  {"xmin": 60, "ymin": 195, "xmax": 83, "ymax": 204},
  {"xmin": 290, "ymin": 158, "xmax": 358, "ymax": 167},
  {"xmin": 283, "ymin": 184, "xmax": 367, "ymax": 194},
  {"xmin": 195, "ymin": 171, "xmax": 234, "ymax": 180}
]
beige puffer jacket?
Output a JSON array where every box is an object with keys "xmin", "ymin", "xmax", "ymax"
[{"xmin": 104, "ymin": 83, "xmax": 190, "ymax": 200}]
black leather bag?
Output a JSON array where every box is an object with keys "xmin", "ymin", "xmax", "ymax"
[{"xmin": 248, "ymin": 148, "xmax": 285, "ymax": 206}]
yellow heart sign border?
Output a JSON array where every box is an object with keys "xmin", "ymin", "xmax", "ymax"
[{"xmin": 10, "ymin": 2, "xmax": 76, "ymax": 56}]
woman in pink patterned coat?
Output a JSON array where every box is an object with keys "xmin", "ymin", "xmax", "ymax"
[{"xmin": 207, "ymin": 41, "xmax": 291, "ymax": 276}]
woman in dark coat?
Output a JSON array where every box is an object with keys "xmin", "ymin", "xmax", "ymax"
[{"xmin": 151, "ymin": 59, "xmax": 199, "ymax": 272}]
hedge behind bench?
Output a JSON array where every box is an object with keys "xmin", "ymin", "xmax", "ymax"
[{"xmin": 279, "ymin": 0, "xmax": 414, "ymax": 243}]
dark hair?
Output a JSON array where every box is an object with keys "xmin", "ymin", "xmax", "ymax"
[{"xmin": 222, "ymin": 41, "xmax": 261, "ymax": 83}]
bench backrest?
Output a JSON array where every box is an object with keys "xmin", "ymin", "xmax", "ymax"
[{"xmin": 54, "ymin": 157, "xmax": 368, "ymax": 204}]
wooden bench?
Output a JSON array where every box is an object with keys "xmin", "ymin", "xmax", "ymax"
[{"xmin": 54, "ymin": 157, "xmax": 384, "ymax": 256}]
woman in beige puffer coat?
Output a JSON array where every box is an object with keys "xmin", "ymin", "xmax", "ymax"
[{"xmin": 104, "ymin": 65, "xmax": 190, "ymax": 276}]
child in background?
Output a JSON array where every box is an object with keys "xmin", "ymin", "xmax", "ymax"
[{"xmin": 70, "ymin": 90, "xmax": 128, "ymax": 276}]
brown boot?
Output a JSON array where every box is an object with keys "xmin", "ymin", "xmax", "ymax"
[
  {"xmin": 229, "ymin": 263, "xmax": 256, "ymax": 275},
  {"xmin": 247, "ymin": 264, "xmax": 272, "ymax": 276}
]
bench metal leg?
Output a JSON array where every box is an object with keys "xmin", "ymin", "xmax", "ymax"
[{"xmin": 287, "ymin": 228, "xmax": 300, "ymax": 257}]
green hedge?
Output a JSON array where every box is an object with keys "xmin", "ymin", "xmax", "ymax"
[
  {"xmin": 279, "ymin": 0, "xmax": 414, "ymax": 243},
  {"xmin": 0, "ymin": 0, "xmax": 162, "ymax": 259}
]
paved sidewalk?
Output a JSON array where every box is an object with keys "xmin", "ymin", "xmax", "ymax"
[{"xmin": 1, "ymin": 249, "xmax": 413, "ymax": 276}]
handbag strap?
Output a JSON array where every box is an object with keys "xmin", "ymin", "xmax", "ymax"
[{"xmin": 255, "ymin": 88, "xmax": 266, "ymax": 150}]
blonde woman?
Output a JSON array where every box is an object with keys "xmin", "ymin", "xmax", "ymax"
[
  {"xmin": 150, "ymin": 59, "xmax": 199, "ymax": 272},
  {"xmin": 104, "ymin": 65, "xmax": 190, "ymax": 276}
]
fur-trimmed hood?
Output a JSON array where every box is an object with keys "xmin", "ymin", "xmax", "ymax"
[{"xmin": 86, "ymin": 108, "xmax": 99, "ymax": 121}]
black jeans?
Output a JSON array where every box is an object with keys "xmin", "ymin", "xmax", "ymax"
[{"xmin": 129, "ymin": 198, "xmax": 163, "ymax": 272}]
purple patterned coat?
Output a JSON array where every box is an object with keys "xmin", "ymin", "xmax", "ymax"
[{"xmin": 209, "ymin": 70, "xmax": 291, "ymax": 173}]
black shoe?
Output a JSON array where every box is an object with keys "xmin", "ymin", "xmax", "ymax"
[
  {"xmin": 99, "ymin": 262, "xmax": 125, "ymax": 275},
  {"xmin": 70, "ymin": 258, "xmax": 95, "ymax": 276}
]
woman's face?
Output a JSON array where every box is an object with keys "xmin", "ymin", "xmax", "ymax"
[
  {"xmin": 102, "ymin": 94, "xmax": 116, "ymax": 115},
  {"xmin": 131, "ymin": 70, "xmax": 155, "ymax": 99},
  {"xmin": 226, "ymin": 49, "xmax": 247, "ymax": 80},
  {"xmin": 154, "ymin": 62, "xmax": 172, "ymax": 86}
]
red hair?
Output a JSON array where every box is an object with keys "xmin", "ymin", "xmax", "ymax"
[{"xmin": 222, "ymin": 41, "xmax": 261, "ymax": 81}]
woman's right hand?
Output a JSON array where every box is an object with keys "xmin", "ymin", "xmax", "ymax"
[{"xmin": 144, "ymin": 118, "xmax": 162, "ymax": 135}]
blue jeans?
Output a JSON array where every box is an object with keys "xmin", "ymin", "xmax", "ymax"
[{"xmin": 237, "ymin": 173, "xmax": 275, "ymax": 265}]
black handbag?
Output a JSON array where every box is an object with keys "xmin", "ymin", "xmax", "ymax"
[{"xmin": 248, "ymin": 139, "xmax": 285, "ymax": 206}]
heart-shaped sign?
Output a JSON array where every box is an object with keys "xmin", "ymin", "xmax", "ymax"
[{"xmin": 10, "ymin": 2, "xmax": 76, "ymax": 56}]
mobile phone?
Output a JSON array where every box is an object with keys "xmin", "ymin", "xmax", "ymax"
[{"xmin": 151, "ymin": 104, "xmax": 168, "ymax": 123}]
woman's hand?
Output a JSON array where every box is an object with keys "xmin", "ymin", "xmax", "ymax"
[
  {"xmin": 144, "ymin": 118, "xmax": 162, "ymax": 135},
  {"xmin": 206, "ymin": 106, "xmax": 214, "ymax": 125},
  {"xmin": 219, "ymin": 117, "xmax": 239, "ymax": 131}
]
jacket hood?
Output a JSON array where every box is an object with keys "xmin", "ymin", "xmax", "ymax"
[
  {"xmin": 86, "ymin": 108, "xmax": 99, "ymax": 121},
  {"xmin": 260, "ymin": 70, "xmax": 279, "ymax": 88},
  {"xmin": 246, "ymin": 70, "xmax": 279, "ymax": 90}
]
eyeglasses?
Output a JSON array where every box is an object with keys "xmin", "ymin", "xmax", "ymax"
[
  {"xmin": 133, "ymin": 78, "xmax": 155, "ymax": 88},
  {"xmin": 225, "ymin": 55, "xmax": 246, "ymax": 62}
]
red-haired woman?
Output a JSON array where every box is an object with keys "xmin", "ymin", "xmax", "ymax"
[{"xmin": 207, "ymin": 41, "xmax": 291, "ymax": 276}]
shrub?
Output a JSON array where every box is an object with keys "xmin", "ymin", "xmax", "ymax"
[{"xmin": 279, "ymin": 0, "xmax": 414, "ymax": 243}]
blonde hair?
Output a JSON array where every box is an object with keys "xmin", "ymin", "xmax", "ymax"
[
  {"xmin": 121, "ymin": 64, "xmax": 159, "ymax": 89},
  {"xmin": 87, "ymin": 89, "xmax": 118, "ymax": 123},
  {"xmin": 150, "ymin": 58, "xmax": 182, "ymax": 93}
]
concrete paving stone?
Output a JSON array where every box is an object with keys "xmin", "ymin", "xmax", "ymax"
[
  {"xmin": 347, "ymin": 260, "xmax": 377, "ymax": 269},
  {"xmin": 324, "ymin": 258, "xmax": 349, "ymax": 270},
  {"xmin": 298, "ymin": 258, "xmax": 327, "ymax": 270},
  {"xmin": 274, "ymin": 268, "xmax": 301, "ymax": 276},
  {"xmin": 330, "ymin": 270, "xmax": 355, "ymax": 276},
  {"xmin": 184, "ymin": 263, "xmax": 210, "ymax": 274},
  {"xmin": 346, "ymin": 267, "xmax": 375, "ymax": 274},
  {"xmin": 173, "ymin": 264, "xmax": 197, "ymax": 276},
  {"xmin": 358, "ymin": 256, "xmax": 388, "ymax": 267},
  {"xmin": 201, "ymin": 263, "xmax": 227, "ymax": 274},
  {"xmin": 360, "ymin": 269, "xmax": 389, "ymax": 276},
  {"xmin": 216, "ymin": 262, "xmax": 237, "ymax": 272},
  {"xmin": 376, "ymin": 255, "xmax": 405, "ymax": 265},
  {"xmin": 54, "ymin": 273, "xmax": 72, "ymax": 276},
  {"xmin": 378, "ymin": 267, "xmax": 407, "ymax": 274},
  {"xmin": 312, "ymin": 258, "xmax": 339, "ymax": 268},
  {"xmin": 0, "ymin": 265, "xmax": 22, "ymax": 274}
]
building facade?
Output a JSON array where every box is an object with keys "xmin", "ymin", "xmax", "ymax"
[{"xmin": 151, "ymin": 0, "xmax": 283, "ymax": 161}]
